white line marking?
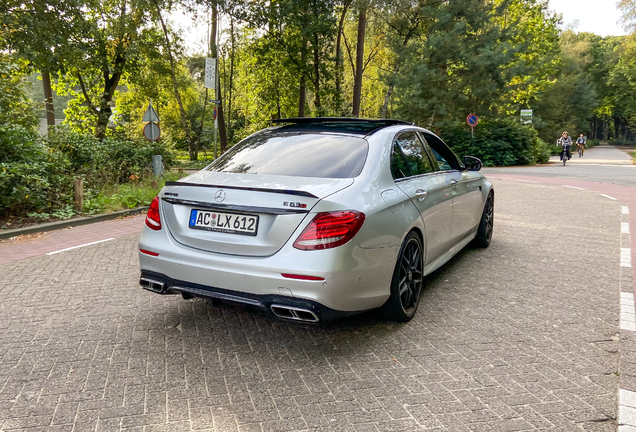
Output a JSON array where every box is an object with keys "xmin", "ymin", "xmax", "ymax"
[
  {"xmin": 514, "ymin": 179, "xmax": 538, "ymax": 183},
  {"xmin": 621, "ymin": 292, "xmax": 636, "ymax": 332},
  {"xmin": 46, "ymin": 238, "xmax": 115, "ymax": 256},
  {"xmin": 620, "ymin": 390, "xmax": 636, "ymax": 428},
  {"xmin": 601, "ymin": 194, "xmax": 617, "ymax": 200},
  {"xmin": 623, "ymin": 223, "xmax": 631, "ymax": 234},
  {"xmin": 563, "ymin": 185, "xmax": 586, "ymax": 190},
  {"xmin": 623, "ymin": 206, "xmax": 630, "ymax": 215},
  {"xmin": 622, "ymin": 248, "xmax": 632, "ymax": 268}
]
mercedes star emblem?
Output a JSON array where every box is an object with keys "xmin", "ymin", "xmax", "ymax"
[{"xmin": 214, "ymin": 189, "xmax": 226, "ymax": 202}]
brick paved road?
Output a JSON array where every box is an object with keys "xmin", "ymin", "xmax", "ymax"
[{"xmin": 0, "ymin": 179, "xmax": 623, "ymax": 431}]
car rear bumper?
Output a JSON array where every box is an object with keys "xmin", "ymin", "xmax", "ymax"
[
  {"xmin": 139, "ymin": 270, "xmax": 361, "ymax": 322},
  {"xmin": 138, "ymin": 226, "xmax": 398, "ymax": 315}
]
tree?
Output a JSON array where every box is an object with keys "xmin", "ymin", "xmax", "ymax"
[
  {"xmin": 53, "ymin": 0, "xmax": 167, "ymax": 139},
  {"xmin": 1, "ymin": 0, "xmax": 82, "ymax": 127}
]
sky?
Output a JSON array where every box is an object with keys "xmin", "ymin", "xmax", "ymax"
[{"xmin": 548, "ymin": 0, "xmax": 626, "ymax": 36}]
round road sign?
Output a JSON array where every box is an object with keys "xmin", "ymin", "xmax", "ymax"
[
  {"xmin": 212, "ymin": 107, "xmax": 218, "ymax": 120},
  {"xmin": 143, "ymin": 122, "xmax": 161, "ymax": 141},
  {"xmin": 467, "ymin": 114, "xmax": 479, "ymax": 127}
]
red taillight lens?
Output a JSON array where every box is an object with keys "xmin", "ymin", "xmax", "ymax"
[
  {"xmin": 145, "ymin": 197, "xmax": 162, "ymax": 231},
  {"xmin": 293, "ymin": 211, "xmax": 365, "ymax": 250},
  {"xmin": 281, "ymin": 273, "xmax": 325, "ymax": 281}
]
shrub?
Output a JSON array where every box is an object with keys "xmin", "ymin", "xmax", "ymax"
[
  {"xmin": 45, "ymin": 128, "xmax": 175, "ymax": 186},
  {"xmin": 0, "ymin": 126, "xmax": 73, "ymax": 217},
  {"xmin": 440, "ymin": 119, "xmax": 551, "ymax": 167}
]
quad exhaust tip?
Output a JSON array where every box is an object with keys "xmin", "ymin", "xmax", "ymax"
[
  {"xmin": 140, "ymin": 278, "xmax": 165, "ymax": 294},
  {"xmin": 270, "ymin": 304, "xmax": 319, "ymax": 323}
]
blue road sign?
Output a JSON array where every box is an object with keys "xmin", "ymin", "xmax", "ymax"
[{"xmin": 467, "ymin": 114, "xmax": 479, "ymax": 127}]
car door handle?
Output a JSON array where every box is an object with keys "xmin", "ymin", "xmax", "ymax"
[{"xmin": 415, "ymin": 190, "xmax": 427, "ymax": 201}]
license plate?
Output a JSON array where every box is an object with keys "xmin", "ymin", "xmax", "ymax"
[{"xmin": 189, "ymin": 209, "xmax": 258, "ymax": 236}]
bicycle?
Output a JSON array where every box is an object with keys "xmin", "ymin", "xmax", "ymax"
[
  {"xmin": 561, "ymin": 146, "xmax": 570, "ymax": 165},
  {"xmin": 577, "ymin": 144, "xmax": 583, "ymax": 157}
]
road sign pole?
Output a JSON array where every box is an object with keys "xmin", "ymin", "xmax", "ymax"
[{"xmin": 471, "ymin": 127, "xmax": 474, "ymax": 139}]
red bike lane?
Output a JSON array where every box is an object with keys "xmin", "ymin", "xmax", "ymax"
[{"xmin": 0, "ymin": 214, "xmax": 145, "ymax": 265}]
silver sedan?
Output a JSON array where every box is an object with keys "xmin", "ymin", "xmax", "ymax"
[{"xmin": 138, "ymin": 118, "xmax": 494, "ymax": 322}]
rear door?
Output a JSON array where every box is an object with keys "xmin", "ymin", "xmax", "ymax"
[
  {"xmin": 420, "ymin": 132, "xmax": 483, "ymax": 242},
  {"xmin": 391, "ymin": 131, "xmax": 454, "ymax": 263}
]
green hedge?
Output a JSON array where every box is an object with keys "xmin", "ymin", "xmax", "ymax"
[
  {"xmin": 1, "ymin": 127, "xmax": 175, "ymax": 219},
  {"xmin": 0, "ymin": 126, "xmax": 73, "ymax": 216},
  {"xmin": 441, "ymin": 119, "xmax": 551, "ymax": 166}
]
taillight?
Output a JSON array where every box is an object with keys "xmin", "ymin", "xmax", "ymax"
[
  {"xmin": 293, "ymin": 211, "xmax": 365, "ymax": 250},
  {"xmin": 145, "ymin": 197, "xmax": 161, "ymax": 231}
]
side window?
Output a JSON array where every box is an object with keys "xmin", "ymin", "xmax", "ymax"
[
  {"xmin": 420, "ymin": 133, "xmax": 460, "ymax": 171},
  {"xmin": 391, "ymin": 144, "xmax": 410, "ymax": 180},
  {"xmin": 393, "ymin": 132, "xmax": 434, "ymax": 178}
]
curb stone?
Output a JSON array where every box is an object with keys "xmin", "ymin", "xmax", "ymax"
[{"xmin": 0, "ymin": 206, "xmax": 149, "ymax": 240}]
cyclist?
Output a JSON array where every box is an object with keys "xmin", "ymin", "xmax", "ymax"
[
  {"xmin": 576, "ymin": 134, "xmax": 586, "ymax": 157},
  {"xmin": 558, "ymin": 131, "xmax": 572, "ymax": 161}
]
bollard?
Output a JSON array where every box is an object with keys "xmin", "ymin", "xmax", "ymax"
[
  {"xmin": 74, "ymin": 178, "xmax": 83, "ymax": 213},
  {"xmin": 152, "ymin": 155, "xmax": 163, "ymax": 177}
]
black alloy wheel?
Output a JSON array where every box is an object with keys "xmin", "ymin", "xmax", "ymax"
[
  {"xmin": 473, "ymin": 192, "xmax": 494, "ymax": 248},
  {"xmin": 383, "ymin": 232, "xmax": 424, "ymax": 322}
]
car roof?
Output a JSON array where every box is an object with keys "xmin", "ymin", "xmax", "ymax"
[{"xmin": 271, "ymin": 117, "xmax": 413, "ymax": 137}]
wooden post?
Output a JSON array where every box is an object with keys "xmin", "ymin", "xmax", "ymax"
[{"xmin": 74, "ymin": 178, "xmax": 83, "ymax": 213}]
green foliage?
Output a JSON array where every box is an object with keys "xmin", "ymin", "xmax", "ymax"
[
  {"xmin": 392, "ymin": 0, "xmax": 560, "ymax": 129},
  {"xmin": 44, "ymin": 128, "xmax": 176, "ymax": 186},
  {"xmin": 441, "ymin": 119, "xmax": 550, "ymax": 167},
  {"xmin": 0, "ymin": 126, "xmax": 73, "ymax": 217},
  {"xmin": 0, "ymin": 56, "xmax": 38, "ymax": 130}
]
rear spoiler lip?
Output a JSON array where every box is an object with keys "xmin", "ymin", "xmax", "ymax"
[{"xmin": 164, "ymin": 181, "xmax": 319, "ymax": 199}]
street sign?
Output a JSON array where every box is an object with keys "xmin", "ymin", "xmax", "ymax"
[
  {"xmin": 520, "ymin": 109, "xmax": 533, "ymax": 124},
  {"xmin": 142, "ymin": 101, "xmax": 160, "ymax": 122},
  {"xmin": 143, "ymin": 122, "xmax": 161, "ymax": 141},
  {"xmin": 467, "ymin": 114, "xmax": 479, "ymax": 127},
  {"xmin": 212, "ymin": 107, "xmax": 217, "ymax": 120},
  {"xmin": 205, "ymin": 58, "xmax": 216, "ymax": 89}
]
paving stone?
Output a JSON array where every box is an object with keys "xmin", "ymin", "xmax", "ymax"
[{"xmin": 0, "ymin": 178, "xmax": 627, "ymax": 431}]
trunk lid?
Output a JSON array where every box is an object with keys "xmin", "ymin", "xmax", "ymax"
[{"xmin": 160, "ymin": 171, "xmax": 354, "ymax": 256}]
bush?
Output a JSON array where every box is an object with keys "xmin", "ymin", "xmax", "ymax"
[
  {"xmin": 0, "ymin": 126, "xmax": 73, "ymax": 217},
  {"xmin": 441, "ymin": 119, "xmax": 551, "ymax": 166},
  {"xmin": 45, "ymin": 128, "xmax": 175, "ymax": 186}
]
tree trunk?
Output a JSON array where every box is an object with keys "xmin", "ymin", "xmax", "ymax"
[
  {"xmin": 335, "ymin": 2, "xmax": 351, "ymax": 113},
  {"xmin": 155, "ymin": 3, "xmax": 195, "ymax": 159},
  {"xmin": 42, "ymin": 71, "xmax": 55, "ymax": 128},
  {"xmin": 381, "ymin": 63, "xmax": 400, "ymax": 119},
  {"xmin": 312, "ymin": 38, "xmax": 322, "ymax": 113},
  {"xmin": 211, "ymin": 4, "xmax": 228, "ymax": 152},
  {"xmin": 352, "ymin": 6, "xmax": 366, "ymax": 117},
  {"xmin": 228, "ymin": 15, "xmax": 235, "ymax": 133},
  {"xmin": 298, "ymin": 39, "xmax": 307, "ymax": 117}
]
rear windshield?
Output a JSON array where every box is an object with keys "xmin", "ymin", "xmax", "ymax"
[{"xmin": 206, "ymin": 131, "xmax": 368, "ymax": 178}]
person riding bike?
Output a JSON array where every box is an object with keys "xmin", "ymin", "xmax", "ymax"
[
  {"xmin": 558, "ymin": 131, "xmax": 572, "ymax": 161},
  {"xmin": 576, "ymin": 134, "xmax": 586, "ymax": 157}
]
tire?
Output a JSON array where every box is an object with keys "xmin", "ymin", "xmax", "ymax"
[
  {"xmin": 382, "ymin": 232, "xmax": 424, "ymax": 322},
  {"xmin": 563, "ymin": 157, "xmax": 566, "ymax": 166},
  {"xmin": 473, "ymin": 192, "xmax": 494, "ymax": 248}
]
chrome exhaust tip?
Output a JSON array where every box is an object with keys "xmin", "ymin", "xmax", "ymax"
[
  {"xmin": 140, "ymin": 277, "xmax": 165, "ymax": 294},
  {"xmin": 270, "ymin": 305, "xmax": 319, "ymax": 323}
]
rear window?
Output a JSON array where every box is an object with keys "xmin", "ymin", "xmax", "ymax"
[{"xmin": 206, "ymin": 131, "xmax": 369, "ymax": 178}]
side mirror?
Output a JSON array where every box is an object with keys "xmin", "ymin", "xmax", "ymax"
[{"xmin": 463, "ymin": 156, "xmax": 482, "ymax": 172}]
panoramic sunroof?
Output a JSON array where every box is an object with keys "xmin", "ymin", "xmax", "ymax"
[{"xmin": 271, "ymin": 117, "xmax": 411, "ymax": 136}]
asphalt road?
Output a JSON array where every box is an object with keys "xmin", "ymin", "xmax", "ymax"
[
  {"xmin": 483, "ymin": 145, "xmax": 635, "ymax": 186},
  {"xmin": 0, "ymin": 176, "xmax": 628, "ymax": 431}
]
